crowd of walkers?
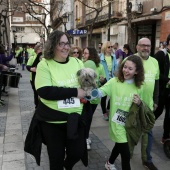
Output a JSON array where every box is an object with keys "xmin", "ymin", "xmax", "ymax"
[{"xmin": 1, "ymin": 30, "xmax": 170, "ymax": 170}]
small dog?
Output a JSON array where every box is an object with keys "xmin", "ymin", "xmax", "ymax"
[{"xmin": 77, "ymin": 68, "xmax": 97, "ymax": 96}]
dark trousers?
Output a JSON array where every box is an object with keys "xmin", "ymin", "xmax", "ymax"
[
  {"xmin": 40, "ymin": 122, "xmax": 85, "ymax": 170},
  {"xmin": 30, "ymin": 81, "xmax": 39, "ymax": 108},
  {"xmin": 100, "ymin": 96, "xmax": 110, "ymax": 114},
  {"xmin": 154, "ymin": 88, "xmax": 170, "ymax": 139},
  {"xmin": 109, "ymin": 142, "xmax": 131, "ymax": 170},
  {"xmin": 84, "ymin": 101, "xmax": 98, "ymax": 139}
]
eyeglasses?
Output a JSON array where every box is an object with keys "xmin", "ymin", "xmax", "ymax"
[
  {"xmin": 107, "ymin": 46, "xmax": 113, "ymax": 49},
  {"xmin": 138, "ymin": 44, "xmax": 151, "ymax": 48},
  {"xmin": 58, "ymin": 42, "xmax": 70, "ymax": 48},
  {"xmin": 73, "ymin": 51, "xmax": 79, "ymax": 54},
  {"xmin": 83, "ymin": 52, "xmax": 89, "ymax": 55}
]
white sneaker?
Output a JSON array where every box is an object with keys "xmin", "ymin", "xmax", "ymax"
[
  {"xmin": 86, "ymin": 139, "xmax": 91, "ymax": 150},
  {"xmin": 87, "ymin": 138, "xmax": 91, "ymax": 145},
  {"xmin": 105, "ymin": 161, "xmax": 117, "ymax": 170}
]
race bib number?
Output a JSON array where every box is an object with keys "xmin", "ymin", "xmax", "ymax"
[
  {"xmin": 112, "ymin": 109, "xmax": 128, "ymax": 126},
  {"xmin": 57, "ymin": 97, "xmax": 80, "ymax": 109}
]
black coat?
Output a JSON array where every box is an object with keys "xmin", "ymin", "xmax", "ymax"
[{"xmin": 24, "ymin": 101, "xmax": 88, "ymax": 166}]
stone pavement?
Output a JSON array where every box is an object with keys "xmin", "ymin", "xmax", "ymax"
[{"xmin": 0, "ymin": 68, "xmax": 170, "ymax": 170}]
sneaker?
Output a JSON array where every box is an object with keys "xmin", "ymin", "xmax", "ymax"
[
  {"xmin": 161, "ymin": 138, "xmax": 170, "ymax": 144},
  {"xmin": 143, "ymin": 162, "xmax": 158, "ymax": 170},
  {"xmin": 105, "ymin": 161, "xmax": 117, "ymax": 170},
  {"xmin": 87, "ymin": 138, "xmax": 91, "ymax": 145},
  {"xmin": 103, "ymin": 113, "xmax": 109, "ymax": 121},
  {"xmin": 86, "ymin": 139, "xmax": 91, "ymax": 150}
]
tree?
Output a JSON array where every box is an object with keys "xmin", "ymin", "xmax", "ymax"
[
  {"xmin": 10, "ymin": 0, "xmax": 66, "ymax": 38},
  {"xmin": 78, "ymin": 0, "xmax": 103, "ymax": 46}
]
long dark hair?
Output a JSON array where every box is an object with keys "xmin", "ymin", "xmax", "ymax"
[
  {"xmin": 85, "ymin": 47, "xmax": 100, "ymax": 67},
  {"xmin": 44, "ymin": 30, "xmax": 70, "ymax": 59},
  {"xmin": 117, "ymin": 55, "xmax": 144, "ymax": 88}
]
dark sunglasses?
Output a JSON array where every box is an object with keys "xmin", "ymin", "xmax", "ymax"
[
  {"xmin": 73, "ymin": 51, "xmax": 79, "ymax": 54},
  {"xmin": 107, "ymin": 46, "xmax": 113, "ymax": 48}
]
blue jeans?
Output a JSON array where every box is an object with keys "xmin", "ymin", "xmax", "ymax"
[
  {"xmin": 146, "ymin": 130, "xmax": 152, "ymax": 162},
  {"xmin": 141, "ymin": 130, "xmax": 152, "ymax": 162}
]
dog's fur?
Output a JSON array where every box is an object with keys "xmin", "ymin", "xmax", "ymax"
[{"xmin": 77, "ymin": 68, "xmax": 97, "ymax": 96}]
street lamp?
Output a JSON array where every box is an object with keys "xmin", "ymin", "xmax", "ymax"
[
  {"xmin": 107, "ymin": 0, "xmax": 114, "ymax": 41},
  {"xmin": 47, "ymin": 25, "xmax": 52, "ymax": 35},
  {"xmin": 62, "ymin": 13, "xmax": 68, "ymax": 32}
]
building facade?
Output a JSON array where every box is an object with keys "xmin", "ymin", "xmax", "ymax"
[{"xmin": 73, "ymin": 0, "xmax": 170, "ymax": 55}]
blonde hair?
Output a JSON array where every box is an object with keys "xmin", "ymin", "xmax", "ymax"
[
  {"xmin": 69, "ymin": 46, "xmax": 82, "ymax": 59},
  {"xmin": 101, "ymin": 41, "xmax": 113, "ymax": 55}
]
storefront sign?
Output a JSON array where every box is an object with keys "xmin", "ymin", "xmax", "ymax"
[{"xmin": 67, "ymin": 29, "xmax": 87, "ymax": 36}]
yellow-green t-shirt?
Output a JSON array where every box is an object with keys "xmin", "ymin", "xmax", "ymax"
[
  {"xmin": 141, "ymin": 56, "xmax": 159, "ymax": 110},
  {"xmin": 105, "ymin": 55, "xmax": 112, "ymax": 72},
  {"xmin": 35, "ymin": 57, "xmax": 84, "ymax": 115},
  {"xmin": 27, "ymin": 55, "xmax": 37, "ymax": 81},
  {"xmin": 99, "ymin": 77, "xmax": 142, "ymax": 143}
]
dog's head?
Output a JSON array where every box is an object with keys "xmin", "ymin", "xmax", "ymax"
[{"xmin": 77, "ymin": 68, "xmax": 97, "ymax": 89}]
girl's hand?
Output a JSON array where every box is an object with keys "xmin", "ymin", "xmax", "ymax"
[{"xmin": 133, "ymin": 94, "xmax": 141, "ymax": 106}]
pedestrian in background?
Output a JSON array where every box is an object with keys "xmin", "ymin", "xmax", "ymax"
[
  {"xmin": 154, "ymin": 36, "xmax": 170, "ymax": 144},
  {"xmin": 114, "ymin": 42, "xmax": 124, "ymax": 64},
  {"xmin": 100, "ymin": 41, "xmax": 118, "ymax": 121},
  {"xmin": 122, "ymin": 44, "xmax": 133, "ymax": 60},
  {"xmin": 98, "ymin": 42, "xmax": 103, "ymax": 56},
  {"xmin": 26, "ymin": 44, "xmax": 43, "ymax": 109},
  {"xmin": 82, "ymin": 46, "xmax": 106, "ymax": 150},
  {"xmin": 69, "ymin": 46, "xmax": 82, "ymax": 60},
  {"xmin": 25, "ymin": 30, "xmax": 87, "ymax": 170},
  {"xmin": 98, "ymin": 55, "xmax": 145, "ymax": 170}
]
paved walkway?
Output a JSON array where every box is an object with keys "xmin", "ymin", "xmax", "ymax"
[{"xmin": 0, "ymin": 68, "xmax": 170, "ymax": 170}]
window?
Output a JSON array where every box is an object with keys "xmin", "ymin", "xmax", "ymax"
[{"xmin": 16, "ymin": 27, "xmax": 25, "ymax": 32}]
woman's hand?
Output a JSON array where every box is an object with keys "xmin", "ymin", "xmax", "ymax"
[
  {"xmin": 77, "ymin": 88, "xmax": 86, "ymax": 98},
  {"xmin": 30, "ymin": 67, "xmax": 36, "ymax": 72},
  {"xmin": 133, "ymin": 94, "xmax": 141, "ymax": 106}
]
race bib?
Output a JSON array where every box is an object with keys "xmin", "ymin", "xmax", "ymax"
[
  {"xmin": 112, "ymin": 109, "xmax": 128, "ymax": 126},
  {"xmin": 57, "ymin": 97, "xmax": 80, "ymax": 109}
]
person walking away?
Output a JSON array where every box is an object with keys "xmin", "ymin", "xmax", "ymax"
[
  {"xmin": 154, "ymin": 38, "xmax": 170, "ymax": 144},
  {"xmin": 97, "ymin": 55, "xmax": 145, "ymax": 170},
  {"xmin": 100, "ymin": 41, "xmax": 118, "ymax": 121},
  {"xmin": 136, "ymin": 38, "xmax": 159, "ymax": 170},
  {"xmin": 24, "ymin": 30, "xmax": 87, "ymax": 170},
  {"xmin": 82, "ymin": 47, "xmax": 106, "ymax": 150},
  {"xmin": 26, "ymin": 44, "xmax": 43, "ymax": 109}
]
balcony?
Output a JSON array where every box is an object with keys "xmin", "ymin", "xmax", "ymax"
[{"xmin": 76, "ymin": 3, "xmax": 121, "ymax": 28}]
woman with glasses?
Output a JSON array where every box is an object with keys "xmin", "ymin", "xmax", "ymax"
[
  {"xmin": 82, "ymin": 47, "xmax": 106, "ymax": 150},
  {"xmin": 26, "ymin": 44, "xmax": 43, "ymax": 108},
  {"xmin": 69, "ymin": 46, "xmax": 82, "ymax": 60},
  {"xmin": 24, "ymin": 30, "xmax": 87, "ymax": 170},
  {"xmin": 100, "ymin": 41, "xmax": 118, "ymax": 121}
]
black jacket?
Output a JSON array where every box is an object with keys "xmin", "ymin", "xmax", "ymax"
[
  {"xmin": 154, "ymin": 50, "xmax": 170, "ymax": 94},
  {"xmin": 24, "ymin": 101, "xmax": 88, "ymax": 166}
]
